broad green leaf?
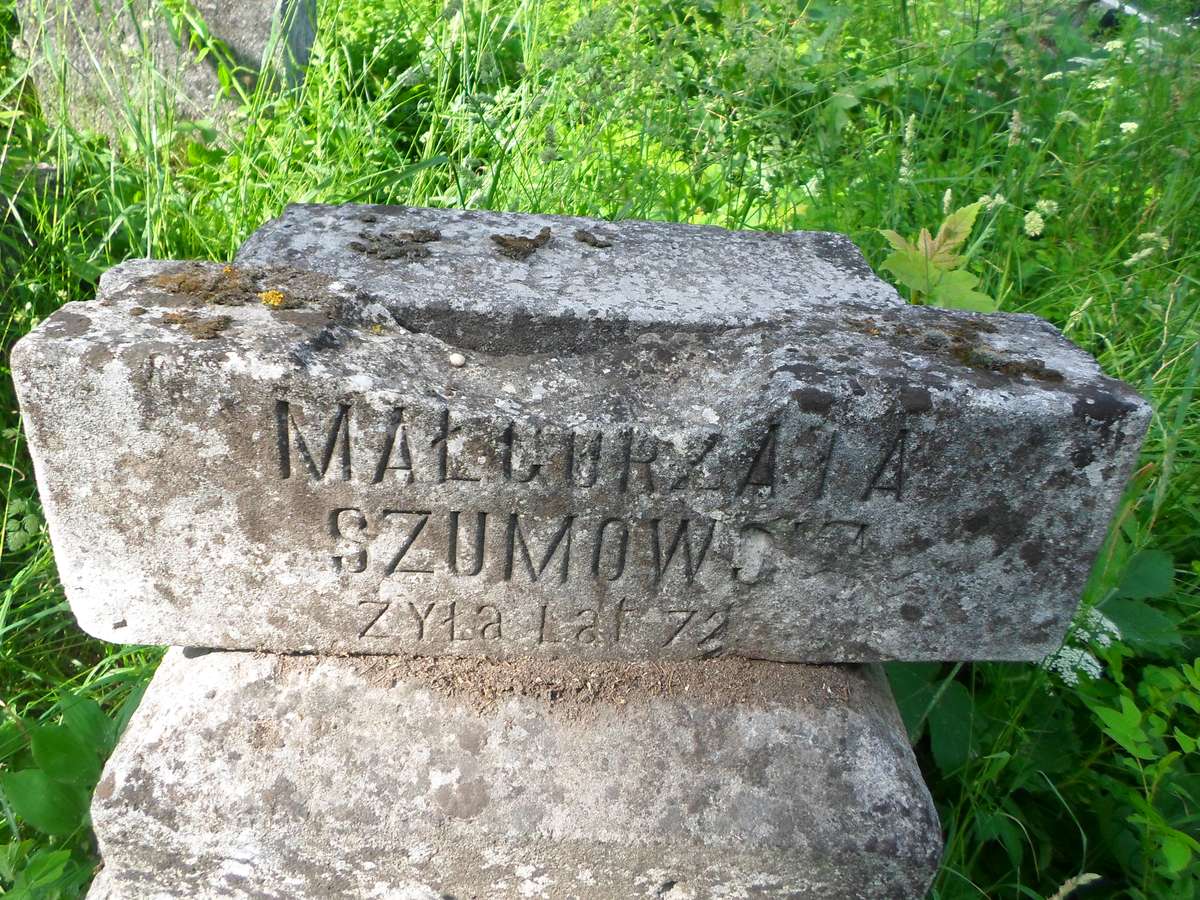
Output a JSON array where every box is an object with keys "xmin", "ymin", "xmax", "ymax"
[
  {"xmin": 60, "ymin": 695, "xmax": 116, "ymax": 757},
  {"xmin": 0, "ymin": 771, "xmax": 88, "ymax": 836},
  {"xmin": 1102, "ymin": 598, "xmax": 1182, "ymax": 651},
  {"xmin": 930, "ymin": 269, "xmax": 998, "ymax": 311},
  {"xmin": 881, "ymin": 249, "xmax": 939, "ymax": 295},
  {"xmin": 1115, "ymin": 549, "xmax": 1175, "ymax": 599},
  {"xmin": 1174, "ymin": 729, "xmax": 1196, "ymax": 753},
  {"xmin": 928, "ymin": 679, "xmax": 974, "ymax": 775},
  {"xmin": 30, "ymin": 726, "xmax": 101, "ymax": 787},
  {"xmin": 1160, "ymin": 832, "xmax": 1194, "ymax": 875},
  {"xmin": 886, "ymin": 663, "xmax": 941, "ymax": 742}
]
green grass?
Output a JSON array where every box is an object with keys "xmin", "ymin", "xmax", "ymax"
[{"xmin": 1, "ymin": 0, "xmax": 1198, "ymax": 897}]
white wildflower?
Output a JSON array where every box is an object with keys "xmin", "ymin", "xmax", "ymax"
[
  {"xmin": 1068, "ymin": 56, "xmax": 1104, "ymax": 68},
  {"xmin": 1035, "ymin": 199, "xmax": 1059, "ymax": 217},
  {"xmin": 1079, "ymin": 608, "xmax": 1122, "ymax": 648},
  {"xmin": 978, "ymin": 193, "xmax": 1006, "ymax": 211},
  {"xmin": 1103, "ymin": 39, "xmax": 1125, "ymax": 53},
  {"xmin": 1042, "ymin": 71, "xmax": 1065, "ymax": 82},
  {"xmin": 903, "ymin": 113, "xmax": 917, "ymax": 145},
  {"xmin": 943, "ymin": 188, "xmax": 953, "ymax": 215},
  {"xmin": 1139, "ymin": 232, "xmax": 1169, "ymax": 251},
  {"xmin": 1120, "ymin": 121, "xmax": 1139, "ymax": 135},
  {"xmin": 1089, "ymin": 76, "xmax": 1117, "ymax": 90},
  {"xmin": 1044, "ymin": 646, "xmax": 1103, "ymax": 685},
  {"xmin": 938, "ymin": 28, "xmax": 952, "ymax": 38},
  {"xmin": 1132, "ymin": 37, "xmax": 1161, "ymax": 55},
  {"xmin": 1024, "ymin": 210, "xmax": 1045, "ymax": 237},
  {"xmin": 1055, "ymin": 110, "xmax": 1086, "ymax": 126}
]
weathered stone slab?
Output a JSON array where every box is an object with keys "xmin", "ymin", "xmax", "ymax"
[
  {"xmin": 17, "ymin": 0, "xmax": 314, "ymax": 135},
  {"xmin": 88, "ymin": 649, "xmax": 941, "ymax": 898},
  {"xmin": 12, "ymin": 207, "xmax": 1150, "ymax": 660}
]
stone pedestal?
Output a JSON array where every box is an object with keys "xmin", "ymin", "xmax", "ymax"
[{"xmin": 86, "ymin": 650, "xmax": 941, "ymax": 899}]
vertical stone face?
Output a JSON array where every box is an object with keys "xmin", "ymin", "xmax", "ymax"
[
  {"xmin": 12, "ymin": 208, "xmax": 1150, "ymax": 661},
  {"xmin": 16, "ymin": 0, "xmax": 315, "ymax": 134},
  {"xmin": 88, "ymin": 650, "xmax": 942, "ymax": 899}
]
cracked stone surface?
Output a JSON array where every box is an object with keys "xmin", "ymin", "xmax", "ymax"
[
  {"xmin": 12, "ymin": 206, "xmax": 1150, "ymax": 660},
  {"xmin": 87, "ymin": 649, "xmax": 942, "ymax": 899}
]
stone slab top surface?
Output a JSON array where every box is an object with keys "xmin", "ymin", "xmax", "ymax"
[
  {"xmin": 88, "ymin": 649, "xmax": 941, "ymax": 899},
  {"xmin": 235, "ymin": 203, "xmax": 903, "ymax": 348},
  {"xmin": 11, "ymin": 207, "xmax": 1151, "ymax": 661}
]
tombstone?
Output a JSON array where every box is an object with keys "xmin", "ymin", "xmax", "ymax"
[
  {"xmin": 11, "ymin": 206, "xmax": 1150, "ymax": 898},
  {"xmin": 16, "ymin": 0, "xmax": 315, "ymax": 135}
]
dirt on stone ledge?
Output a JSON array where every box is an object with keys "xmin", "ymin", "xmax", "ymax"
[{"xmin": 263, "ymin": 652, "xmax": 860, "ymax": 719}]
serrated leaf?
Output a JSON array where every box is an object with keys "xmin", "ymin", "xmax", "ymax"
[
  {"xmin": 879, "ymin": 229, "xmax": 914, "ymax": 253},
  {"xmin": 928, "ymin": 679, "xmax": 974, "ymax": 775},
  {"xmin": 1102, "ymin": 597, "xmax": 1182, "ymax": 651},
  {"xmin": 1092, "ymin": 697, "xmax": 1156, "ymax": 760},
  {"xmin": 935, "ymin": 201, "xmax": 983, "ymax": 254},
  {"xmin": 0, "ymin": 771, "xmax": 88, "ymax": 836},
  {"xmin": 60, "ymin": 695, "xmax": 116, "ymax": 757},
  {"xmin": 30, "ymin": 726, "xmax": 101, "ymax": 787},
  {"xmin": 917, "ymin": 227, "xmax": 936, "ymax": 260},
  {"xmin": 1115, "ymin": 549, "xmax": 1175, "ymax": 599}
]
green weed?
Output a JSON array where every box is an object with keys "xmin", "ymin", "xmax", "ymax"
[{"xmin": 1, "ymin": 0, "xmax": 1197, "ymax": 896}]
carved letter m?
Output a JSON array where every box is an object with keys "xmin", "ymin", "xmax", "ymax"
[{"xmin": 276, "ymin": 400, "xmax": 352, "ymax": 481}]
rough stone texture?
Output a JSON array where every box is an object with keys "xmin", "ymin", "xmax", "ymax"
[
  {"xmin": 17, "ymin": 0, "xmax": 314, "ymax": 134},
  {"xmin": 87, "ymin": 649, "xmax": 942, "ymax": 899},
  {"xmin": 12, "ymin": 207, "xmax": 1150, "ymax": 661}
]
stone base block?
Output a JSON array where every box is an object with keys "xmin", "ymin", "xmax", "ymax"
[{"xmin": 89, "ymin": 649, "xmax": 942, "ymax": 898}]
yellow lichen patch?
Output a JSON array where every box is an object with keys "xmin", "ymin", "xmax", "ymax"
[
  {"xmin": 259, "ymin": 290, "xmax": 287, "ymax": 308},
  {"xmin": 369, "ymin": 323, "xmax": 386, "ymax": 335}
]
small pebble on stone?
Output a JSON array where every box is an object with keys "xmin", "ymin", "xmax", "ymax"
[{"xmin": 448, "ymin": 352, "xmax": 467, "ymax": 368}]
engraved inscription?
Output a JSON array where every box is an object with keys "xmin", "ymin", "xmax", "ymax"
[
  {"xmin": 269, "ymin": 398, "xmax": 921, "ymax": 653},
  {"xmin": 270, "ymin": 399, "xmax": 911, "ymax": 502},
  {"xmin": 356, "ymin": 597, "xmax": 735, "ymax": 655}
]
